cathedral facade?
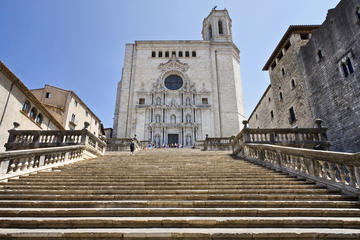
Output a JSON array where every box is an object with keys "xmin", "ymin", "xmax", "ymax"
[{"xmin": 113, "ymin": 9, "xmax": 246, "ymax": 146}]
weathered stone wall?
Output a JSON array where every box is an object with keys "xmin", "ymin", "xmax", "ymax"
[
  {"xmin": 248, "ymin": 85, "xmax": 277, "ymax": 128},
  {"xmin": 299, "ymin": 0, "xmax": 360, "ymax": 152},
  {"xmin": 268, "ymin": 34, "xmax": 314, "ymax": 129}
]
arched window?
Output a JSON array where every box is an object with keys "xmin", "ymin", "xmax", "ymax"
[
  {"xmin": 156, "ymin": 97, "xmax": 161, "ymax": 105},
  {"xmin": 22, "ymin": 100, "xmax": 31, "ymax": 113},
  {"xmin": 29, "ymin": 108, "xmax": 37, "ymax": 119},
  {"xmin": 218, "ymin": 20, "xmax": 223, "ymax": 34},
  {"xmin": 35, "ymin": 114, "xmax": 43, "ymax": 125},
  {"xmin": 186, "ymin": 114, "xmax": 191, "ymax": 123},
  {"xmin": 186, "ymin": 97, "xmax": 191, "ymax": 106},
  {"xmin": 155, "ymin": 114, "xmax": 161, "ymax": 123},
  {"xmin": 208, "ymin": 25, "xmax": 212, "ymax": 39},
  {"xmin": 170, "ymin": 114, "xmax": 176, "ymax": 124},
  {"xmin": 279, "ymin": 92, "xmax": 283, "ymax": 100}
]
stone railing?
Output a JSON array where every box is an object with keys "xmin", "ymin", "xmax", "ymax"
[
  {"xmin": 203, "ymin": 135, "xmax": 234, "ymax": 151},
  {"xmin": 236, "ymin": 143, "xmax": 360, "ymax": 197},
  {"xmin": 106, "ymin": 138, "xmax": 141, "ymax": 152},
  {"xmin": 0, "ymin": 145, "xmax": 100, "ymax": 181},
  {"xmin": 4, "ymin": 129, "xmax": 106, "ymax": 155},
  {"xmin": 232, "ymin": 119, "xmax": 329, "ymax": 155}
]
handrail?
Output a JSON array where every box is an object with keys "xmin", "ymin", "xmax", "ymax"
[
  {"xmin": 232, "ymin": 119, "xmax": 330, "ymax": 154},
  {"xmin": 4, "ymin": 129, "xmax": 106, "ymax": 155},
  {"xmin": 237, "ymin": 143, "xmax": 360, "ymax": 197}
]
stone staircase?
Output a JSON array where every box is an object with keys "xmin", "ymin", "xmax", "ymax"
[{"xmin": 0, "ymin": 149, "xmax": 360, "ymax": 239}]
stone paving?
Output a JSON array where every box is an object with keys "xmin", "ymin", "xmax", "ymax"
[{"xmin": 0, "ymin": 149, "xmax": 359, "ymax": 239}]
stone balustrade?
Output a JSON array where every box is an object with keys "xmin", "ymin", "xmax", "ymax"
[
  {"xmin": 203, "ymin": 135, "xmax": 234, "ymax": 151},
  {"xmin": 231, "ymin": 119, "xmax": 360, "ymax": 197},
  {"xmin": 4, "ymin": 129, "xmax": 106, "ymax": 155},
  {"xmin": 106, "ymin": 138, "xmax": 141, "ymax": 152},
  {"xmin": 0, "ymin": 145, "xmax": 102, "ymax": 181},
  {"xmin": 237, "ymin": 143, "xmax": 360, "ymax": 197},
  {"xmin": 232, "ymin": 120, "xmax": 329, "ymax": 154}
]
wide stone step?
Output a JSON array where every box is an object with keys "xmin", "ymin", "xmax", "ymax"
[
  {"xmin": 1, "ymin": 207, "xmax": 359, "ymax": 217},
  {"xmin": 0, "ymin": 193, "xmax": 350, "ymax": 201},
  {"xmin": 1, "ymin": 216, "xmax": 360, "ymax": 228},
  {"xmin": 0, "ymin": 188, "xmax": 333, "ymax": 195},
  {"xmin": 2, "ymin": 228, "xmax": 360, "ymax": 240},
  {"xmin": 0, "ymin": 184, "xmax": 320, "ymax": 190},
  {"xmin": 0, "ymin": 200, "xmax": 356, "ymax": 208},
  {"xmin": 4, "ymin": 180, "xmax": 309, "ymax": 186}
]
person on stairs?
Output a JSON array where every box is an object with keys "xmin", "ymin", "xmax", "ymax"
[{"xmin": 130, "ymin": 140, "xmax": 135, "ymax": 154}]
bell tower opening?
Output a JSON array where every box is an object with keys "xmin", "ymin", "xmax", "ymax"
[{"xmin": 202, "ymin": 8, "xmax": 232, "ymax": 42}]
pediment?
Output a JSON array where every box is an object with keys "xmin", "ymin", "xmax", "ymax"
[{"xmin": 158, "ymin": 55, "xmax": 189, "ymax": 73}]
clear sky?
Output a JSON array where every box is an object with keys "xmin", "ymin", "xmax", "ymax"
[{"xmin": 0, "ymin": 0, "xmax": 340, "ymax": 128}]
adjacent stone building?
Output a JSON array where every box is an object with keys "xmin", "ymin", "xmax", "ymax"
[
  {"xmin": 249, "ymin": 25, "xmax": 319, "ymax": 130},
  {"xmin": 113, "ymin": 9, "xmax": 246, "ymax": 146},
  {"xmin": 299, "ymin": 0, "xmax": 360, "ymax": 152},
  {"xmin": 249, "ymin": 0, "xmax": 360, "ymax": 152},
  {"xmin": 0, "ymin": 61, "xmax": 63, "ymax": 152},
  {"xmin": 31, "ymin": 85, "xmax": 102, "ymax": 137}
]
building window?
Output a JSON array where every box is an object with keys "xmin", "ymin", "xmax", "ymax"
[
  {"xmin": 291, "ymin": 79, "xmax": 296, "ymax": 89},
  {"xmin": 279, "ymin": 92, "xmax": 283, "ymax": 100},
  {"xmin": 29, "ymin": 108, "xmax": 37, "ymax": 119},
  {"xmin": 186, "ymin": 114, "xmax": 191, "ymax": 123},
  {"xmin": 45, "ymin": 92, "xmax": 51, "ymax": 98},
  {"xmin": 170, "ymin": 114, "xmax": 176, "ymax": 124},
  {"xmin": 74, "ymin": 100, "xmax": 78, "ymax": 107},
  {"xmin": 317, "ymin": 50, "xmax": 323, "ymax": 61},
  {"xmin": 71, "ymin": 114, "xmax": 76, "ymax": 123},
  {"xmin": 22, "ymin": 101, "xmax": 31, "ymax": 113},
  {"xmin": 277, "ymin": 51, "xmax": 283, "ymax": 61},
  {"xmin": 270, "ymin": 110, "xmax": 274, "ymax": 120},
  {"xmin": 156, "ymin": 97, "xmax": 161, "ymax": 105},
  {"xmin": 192, "ymin": 51, "xmax": 196, "ymax": 57},
  {"xmin": 35, "ymin": 114, "xmax": 43, "ymax": 125},
  {"xmin": 95, "ymin": 121, "xmax": 97, "ymax": 126},
  {"xmin": 282, "ymin": 68, "xmax": 285, "ymax": 76},
  {"xmin": 255, "ymin": 114, "xmax": 258, "ymax": 120},
  {"xmin": 85, "ymin": 111, "xmax": 89, "ymax": 117},
  {"xmin": 357, "ymin": 8, "xmax": 360, "ymax": 20},
  {"xmin": 151, "ymin": 51, "xmax": 156, "ymax": 57},
  {"xmin": 202, "ymin": 98, "xmax": 208, "ymax": 104},
  {"xmin": 185, "ymin": 51, "xmax": 190, "ymax": 57},
  {"xmin": 342, "ymin": 63, "xmax": 349, "ymax": 77},
  {"xmin": 347, "ymin": 58, "xmax": 354, "ymax": 74},
  {"xmin": 289, "ymin": 107, "xmax": 296, "ymax": 124},
  {"xmin": 158, "ymin": 51, "xmax": 163, "ymax": 57},
  {"xmin": 139, "ymin": 98, "xmax": 145, "ymax": 105},
  {"xmin": 178, "ymin": 51, "xmax": 183, "ymax": 57},
  {"xmin": 218, "ymin": 20, "xmax": 223, "ymax": 34},
  {"xmin": 209, "ymin": 25, "xmax": 212, "ymax": 39},
  {"xmin": 340, "ymin": 58, "xmax": 354, "ymax": 78},
  {"xmin": 271, "ymin": 62, "xmax": 276, "ymax": 70},
  {"xmin": 172, "ymin": 51, "xmax": 176, "ymax": 57},
  {"xmin": 284, "ymin": 40, "xmax": 291, "ymax": 51},
  {"xmin": 300, "ymin": 33, "xmax": 309, "ymax": 40},
  {"xmin": 165, "ymin": 51, "xmax": 169, "ymax": 57},
  {"xmin": 268, "ymin": 97, "xmax": 271, "ymax": 102}
]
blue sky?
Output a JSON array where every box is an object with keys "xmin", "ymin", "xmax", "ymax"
[{"xmin": 0, "ymin": 0, "xmax": 340, "ymax": 128}]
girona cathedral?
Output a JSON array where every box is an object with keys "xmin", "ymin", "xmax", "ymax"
[{"xmin": 113, "ymin": 9, "xmax": 246, "ymax": 146}]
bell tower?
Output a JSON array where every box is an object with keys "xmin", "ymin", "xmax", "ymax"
[{"xmin": 202, "ymin": 8, "xmax": 232, "ymax": 42}]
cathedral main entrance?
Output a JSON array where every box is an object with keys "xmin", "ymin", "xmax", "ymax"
[{"xmin": 168, "ymin": 134, "xmax": 179, "ymax": 145}]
